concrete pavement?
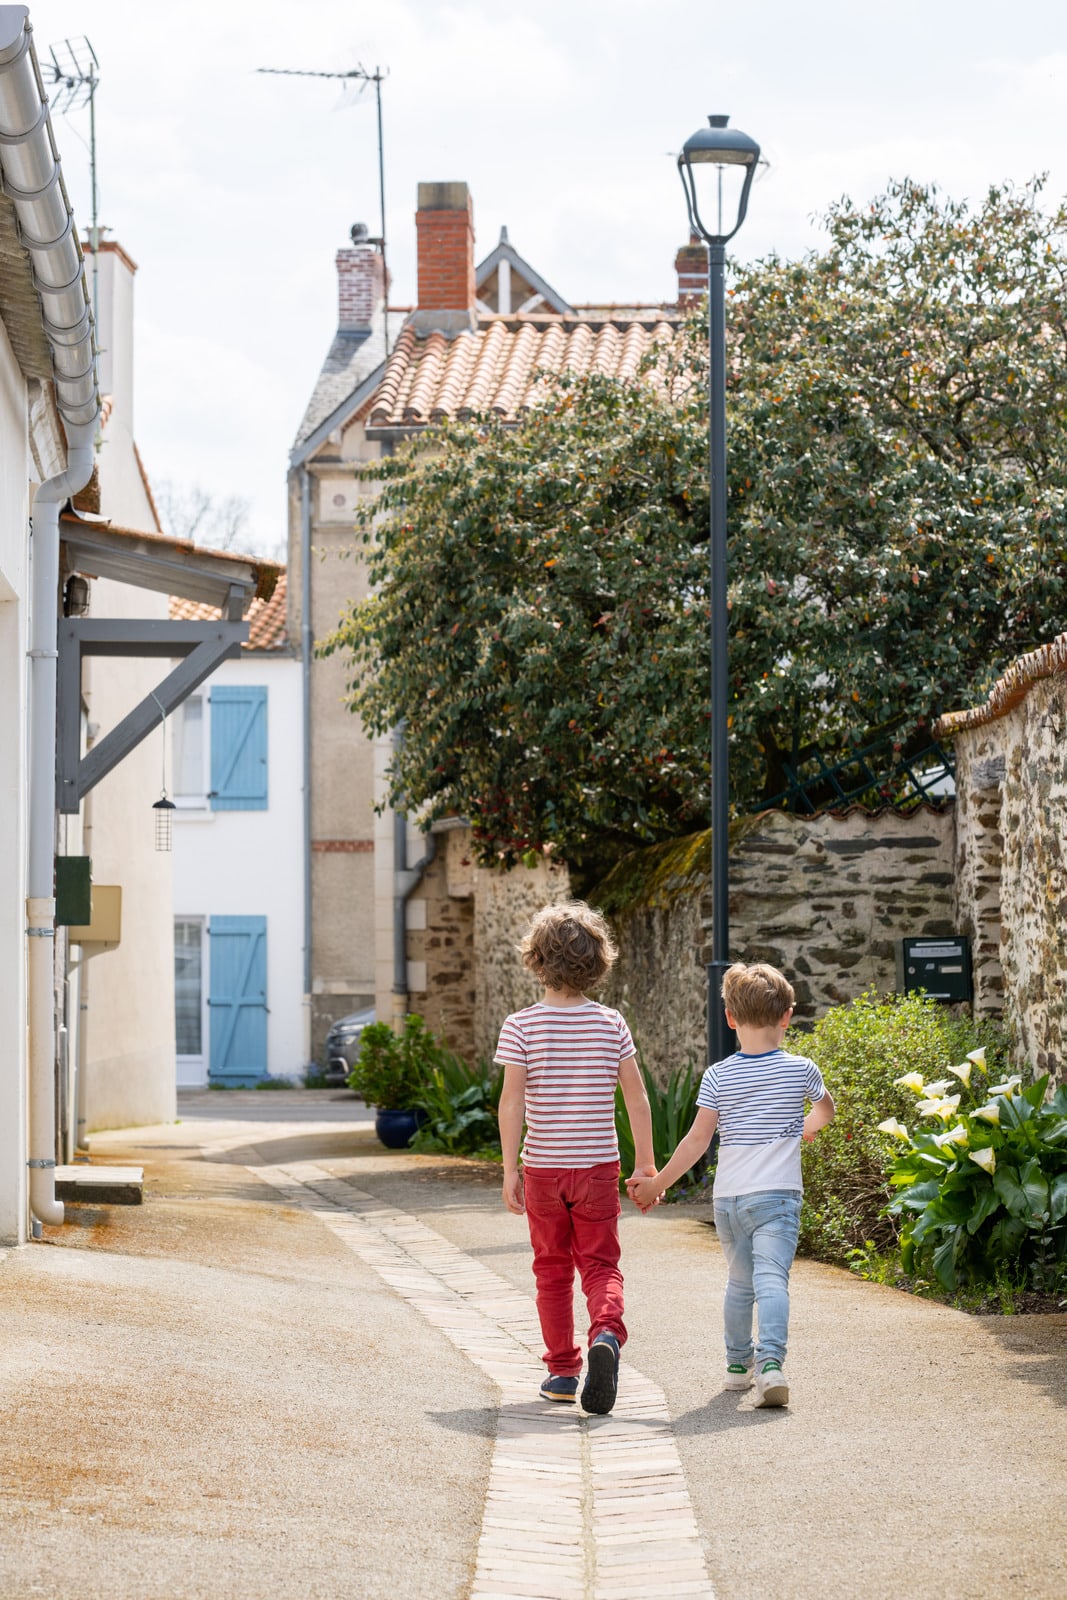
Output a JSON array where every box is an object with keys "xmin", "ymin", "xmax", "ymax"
[{"xmin": 0, "ymin": 1090, "xmax": 1064, "ymax": 1600}]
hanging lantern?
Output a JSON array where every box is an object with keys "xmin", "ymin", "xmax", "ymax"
[{"xmin": 153, "ymin": 794, "xmax": 176, "ymax": 851}]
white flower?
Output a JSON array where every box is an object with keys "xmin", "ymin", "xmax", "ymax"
[
  {"xmin": 971, "ymin": 1103, "xmax": 1000, "ymax": 1126},
  {"xmin": 966, "ymin": 1047, "xmax": 987, "ymax": 1072},
  {"xmin": 969, "ymin": 1147, "xmax": 996, "ymax": 1175},
  {"xmin": 923, "ymin": 1080, "xmax": 953, "ymax": 1098},
  {"xmin": 877, "ymin": 1117, "xmax": 910, "ymax": 1141},
  {"xmin": 933, "ymin": 1123, "xmax": 969, "ymax": 1149},
  {"xmin": 988, "ymin": 1075, "xmax": 1023, "ymax": 1099},
  {"xmin": 916, "ymin": 1095, "xmax": 962, "ymax": 1122},
  {"xmin": 893, "ymin": 1072, "xmax": 926, "ymax": 1095},
  {"xmin": 948, "ymin": 1060, "xmax": 972, "ymax": 1088}
]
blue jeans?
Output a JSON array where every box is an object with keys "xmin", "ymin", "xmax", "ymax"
[{"xmin": 713, "ymin": 1190, "xmax": 802, "ymax": 1368}]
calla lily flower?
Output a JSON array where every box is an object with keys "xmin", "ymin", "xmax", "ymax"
[
  {"xmin": 923, "ymin": 1080, "xmax": 953, "ymax": 1098},
  {"xmin": 915, "ymin": 1095, "xmax": 961, "ymax": 1121},
  {"xmin": 877, "ymin": 1117, "xmax": 910, "ymax": 1141},
  {"xmin": 969, "ymin": 1147, "xmax": 996, "ymax": 1175},
  {"xmin": 988, "ymin": 1076, "xmax": 1023, "ymax": 1098},
  {"xmin": 948, "ymin": 1060, "xmax": 972, "ymax": 1088},
  {"xmin": 971, "ymin": 1103, "xmax": 1000, "ymax": 1125},
  {"xmin": 893, "ymin": 1073, "xmax": 927, "ymax": 1094},
  {"xmin": 966, "ymin": 1047, "xmax": 987, "ymax": 1072},
  {"xmin": 933, "ymin": 1123, "xmax": 969, "ymax": 1149}
]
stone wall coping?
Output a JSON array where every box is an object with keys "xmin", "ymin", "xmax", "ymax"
[{"xmin": 935, "ymin": 630, "xmax": 1067, "ymax": 737}]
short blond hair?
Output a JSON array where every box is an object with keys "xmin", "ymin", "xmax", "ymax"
[
  {"xmin": 521, "ymin": 902, "xmax": 617, "ymax": 993},
  {"xmin": 722, "ymin": 962, "xmax": 795, "ymax": 1028}
]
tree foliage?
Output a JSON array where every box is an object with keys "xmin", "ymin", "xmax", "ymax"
[{"xmin": 323, "ymin": 179, "xmax": 1067, "ymax": 874}]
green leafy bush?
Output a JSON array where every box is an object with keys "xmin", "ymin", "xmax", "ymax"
[
  {"xmin": 614, "ymin": 1054, "xmax": 707, "ymax": 1192},
  {"xmin": 883, "ymin": 1070, "xmax": 1067, "ymax": 1292},
  {"xmin": 411, "ymin": 1054, "xmax": 506, "ymax": 1157},
  {"xmin": 347, "ymin": 1014, "xmax": 443, "ymax": 1110},
  {"xmin": 796, "ymin": 991, "xmax": 1006, "ymax": 1264}
]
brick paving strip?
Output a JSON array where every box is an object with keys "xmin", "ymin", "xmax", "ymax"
[{"xmin": 250, "ymin": 1159, "xmax": 715, "ymax": 1600}]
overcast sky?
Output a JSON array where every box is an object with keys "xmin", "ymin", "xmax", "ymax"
[{"xmin": 32, "ymin": 0, "xmax": 1067, "ymax": 557}]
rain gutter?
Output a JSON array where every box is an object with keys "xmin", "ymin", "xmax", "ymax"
[{"xmin": 0, "ymin": 6, "xmax": 101, "ymax": 1229}]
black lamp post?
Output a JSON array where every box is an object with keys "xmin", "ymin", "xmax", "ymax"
[{"xmin": 678, "ymin": 114, "xmax": 760, "ymax": 1066}]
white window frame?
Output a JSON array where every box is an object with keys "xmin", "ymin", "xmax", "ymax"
[{"xmin": 173, "ymin": 691, "xmax": 211, "ymax": 811}]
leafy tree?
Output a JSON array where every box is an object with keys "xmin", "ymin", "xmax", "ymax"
[{"xmin": 323, "ymin": 178, "xmax": 1067, "ymax": 875}]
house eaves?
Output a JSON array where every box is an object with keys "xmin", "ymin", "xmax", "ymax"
[
  {"xmin": 59, "ymin": 509, "xmax": 279, "ymax": 615},
  {"xmin": 475, "ymin": 229, "xmax": 574, "ymax": 316}
]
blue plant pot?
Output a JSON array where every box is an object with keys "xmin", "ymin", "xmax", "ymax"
[{"xmin": 374, "ymin": 1107, "xmax": 425, "ymax": 1150}]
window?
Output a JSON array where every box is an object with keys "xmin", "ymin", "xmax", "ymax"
[
  {"xmin": 175, "ymin": 918, "xmax": 204, "ymax": 1056},
  {"xmin": 174, "ymin": 694, "xmax": 208, "ymax": 806}
]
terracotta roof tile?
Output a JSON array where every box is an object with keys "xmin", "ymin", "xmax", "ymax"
[
  {"xmin": 934, "ymin": 629, "xmax": 1067, "ymax": 738},
  {"xmin": 169, "ymin": 569, "xmax": 288, "ymax": 651},
  {"xmin": 361, "ymin": 314, "xmax": 680, "ymax": 429}
]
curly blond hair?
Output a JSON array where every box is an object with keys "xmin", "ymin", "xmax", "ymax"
[
  {"xmin": 520, "ymin": 902, "xmax": 617, "ymax": 994},
  {"xmin": 721, "ymin": 962, "xmax": 795, "ymax": 1027}
]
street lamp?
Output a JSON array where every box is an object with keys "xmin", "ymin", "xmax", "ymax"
[{"xmin": 678, "ymin": 114, "xmax": 760, "ymax": 1067}]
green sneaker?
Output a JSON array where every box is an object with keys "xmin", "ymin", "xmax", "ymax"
[{"xmin": 723, "ymin": 1361, "xmax": 754, "ymax": 1391}]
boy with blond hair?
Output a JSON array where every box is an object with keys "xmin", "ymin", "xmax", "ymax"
[
  {"xmin": 629, "ymin": 962, "xmax": 834, "ymax": 1407},
  {"xmin": 495, "ymin": 902, "xmax": 655, "ymax": 1414}
]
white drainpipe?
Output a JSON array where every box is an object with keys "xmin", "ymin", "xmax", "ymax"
[{"xmin": 0, "ymin": 9, "xmax": 100, "ymax": 1228}]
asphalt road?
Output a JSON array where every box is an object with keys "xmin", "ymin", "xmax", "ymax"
[{"xmin": 1, "ymin": 1091, "xmax": 1063, "ymax": 1600}]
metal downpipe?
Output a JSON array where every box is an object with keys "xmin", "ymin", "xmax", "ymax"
[{"xmin": 300, "ymin": 468, "xmax": 313, "ymax": 1068}]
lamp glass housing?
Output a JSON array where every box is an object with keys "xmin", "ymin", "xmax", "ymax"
[{"xmin": 678, "ymin": 115, "xmax": 760, "ymax": 244}]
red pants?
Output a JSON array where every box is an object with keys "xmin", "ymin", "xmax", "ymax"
[{"xmin": 523, "ymin": 1162, "xmax": 627, "ymax": 1377}]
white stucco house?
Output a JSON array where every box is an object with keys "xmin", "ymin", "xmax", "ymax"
[{"xmin": 170, "ymin": 574, "xmax": 305, "ymax": 1086}]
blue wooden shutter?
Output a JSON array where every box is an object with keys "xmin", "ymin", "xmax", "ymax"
[
  {"xmin": 208, "ymin": 915, "xmax": 268, "ymax": 1083},
  {"xmin": 210, "ymin": 686, "xmax": 268, "ymax": 810}
]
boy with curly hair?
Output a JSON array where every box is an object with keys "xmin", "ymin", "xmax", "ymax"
[
  {"xmin": 495, "ymin": 901, "xmax": 654, "ymax": 1414},
  {"xmin": 629, "ymin": 962, "xmax": 834, "ymax": 1407}
]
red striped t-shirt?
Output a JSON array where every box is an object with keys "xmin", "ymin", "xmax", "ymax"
[{"xmin": 494, "ymin": 1001, "xmax": 636, "ymax": 1169}]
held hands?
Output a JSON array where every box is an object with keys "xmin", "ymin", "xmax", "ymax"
[
  {"xmin": 626, "ymin": 1166, "xmax": 663, "ymax": 1213},
  {"xmin": 502, "ymin": 1170, "xmax": 525, "ymax": 1215}
]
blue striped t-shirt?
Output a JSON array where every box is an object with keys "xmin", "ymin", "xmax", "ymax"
[{"xmin": 697, "ymin": 1048, "xmax": 827, "ymax": 1197}]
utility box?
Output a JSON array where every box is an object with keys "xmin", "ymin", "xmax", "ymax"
[
  {"xmin": 67, "ymin": 885, "xmax": 122, "ymax": 952},
  {"xmin": 55, "ymin": 856, "xmax": 92, "ymax": 925},
  {"xmin": 895, "ymin": 936, "xmax": 972, "ymax": 1003}
]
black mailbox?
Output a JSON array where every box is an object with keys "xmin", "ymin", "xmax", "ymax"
[{"xmin": 895, "ymin": 936, "xmax": 972, "ymax": 1003}]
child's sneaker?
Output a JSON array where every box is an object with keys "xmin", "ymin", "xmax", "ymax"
[
  {"xmin": 580, "ymin": 1333, "xmax": 620, "ymax": 1415},
  {"xmin": 540, "ymin": 1375, "xmax": 579, "ymax": 1402},
  {"xmin": 754, "ymin": 1360, "xmax": 789, "ymax": 1407},
  {"xmin": 724, "ymin": 1361, "xmax": 754, "ymax": 1391}
]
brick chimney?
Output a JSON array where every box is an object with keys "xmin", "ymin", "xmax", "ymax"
[
  {"xmin": 675, "ymin": 232, "xmax": 709, "ymax": 306},
  {"xmin": 411, "ymin": 181, "xmax": 476, "ymax": 336},
  {"xmin": 336, "ymin": 237, "xmax": 386, "ymax": 331}
]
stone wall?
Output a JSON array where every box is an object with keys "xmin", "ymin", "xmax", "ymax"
[
  {"xmin": 410, "ymin": 809, "xmax": 956, "ymax": 1081},
  {"xmin": 407, "ymin": 827, "xmax": 569, "ymax": 1063},
  {"xmin": 598, "ymin": 808, "xmax": 956, "ymax": 1081},
  {"xmin": 946, "ymin": 666, "xmax": 1067, "ymax": 1084}
]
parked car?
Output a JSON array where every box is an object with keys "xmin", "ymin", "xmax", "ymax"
[{"xmin": 322, "ymin": 1006, "xmax": 376, "ymax": 1086}]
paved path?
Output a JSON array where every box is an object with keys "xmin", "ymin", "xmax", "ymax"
[{"xmin": 1, "ymin": 1092, "xmax": 1064, "ymax": 1600}]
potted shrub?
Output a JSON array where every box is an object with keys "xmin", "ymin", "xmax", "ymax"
[{"xmin": 347, "ymin": 1014, "xmax": 439, "ymax": 1149}]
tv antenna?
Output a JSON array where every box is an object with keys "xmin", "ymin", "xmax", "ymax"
[
  {"xmin": 44, "ymin": 37, "xmax": 101, "ymax": 329},
  {"xmin": 257, "ymin": 64, "xmax": 391, "ymax": 354}
]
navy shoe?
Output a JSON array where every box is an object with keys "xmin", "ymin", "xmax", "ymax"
[
  {"xmin": 581, "ymin": 1333, "xmax": 620, "ymax": 1415},
  {"xmin": 540, "ymin": 1374, "xmax": 579, "ymax": 1403}
]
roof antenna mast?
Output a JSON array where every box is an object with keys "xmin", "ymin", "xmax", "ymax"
[
  {"xmin": 45, "ymin": 37, "xmax": 101, "ymax": 329},
  {"xmin": 257, "ymin": 63, "xmax": 391, "ymax": 355}
]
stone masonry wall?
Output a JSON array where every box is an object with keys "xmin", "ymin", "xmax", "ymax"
[
  {"xmin": 406, "ymin": 826, "xmax": 476, "ymax": 1060},
  {"xmin": 598, "ymin": 808, "xmax": 956, "ymax": 1082},
  {"xmin": 412, "ymin": 810, "xmax": 955, "ymax": 1081},
  {"xmin": 951, "ymin": 727, "xmax": 1009, "ymax": 1016},
  {"xmin": 998, "ymin": 676, "xmax": 1067, "ymax": 1082}
]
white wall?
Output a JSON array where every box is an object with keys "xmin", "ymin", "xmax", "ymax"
[
  {"xmin": 173, "ymin": 653, "xmax": 304, "ymax": 1085},
  {"xmin": 0, "ymin": 318, "xmax": 29, "ymax": 1244},
  {"xmin": 79, "ymin": 241, "xmax": 177, "ymax": 1132}
]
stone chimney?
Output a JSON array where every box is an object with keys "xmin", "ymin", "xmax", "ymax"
[
  {"xmin": 675, "ymin": 232, "xmax": 709, "ymax": 306},
  {"xmin": 411, "ymin": 181, "xmax": 476, "ymax": 336},
  {"xmin": 336, "ymin": 235, "xmax": 387, "ymax": 331}
]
